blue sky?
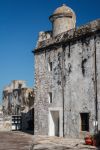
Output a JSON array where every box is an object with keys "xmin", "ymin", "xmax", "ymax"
[{"xmin": 0, "ymin": 0, "xmax": 100, "ymax": 103}]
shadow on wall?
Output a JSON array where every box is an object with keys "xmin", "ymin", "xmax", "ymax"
[
  {"xmin": 21, "ymin": 108, "xmax": 34, "ymax": 135},
  {"xmin": 94, "ymin": 131, "xmax": 100, "ymax": 148}
]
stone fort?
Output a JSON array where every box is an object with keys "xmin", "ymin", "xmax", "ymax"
[{"xmin": 33, "ymin": 4, "xmax": 100, "ymax": 138}]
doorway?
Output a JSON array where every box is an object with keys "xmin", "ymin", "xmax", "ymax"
[{"xmin": 49, "ymin": 111, "xmax": 59, "ymax": 136}]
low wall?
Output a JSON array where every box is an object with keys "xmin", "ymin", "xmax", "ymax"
[{"xmin": 0, "ymin": 116, "xmax": 12, "ymax": 131}]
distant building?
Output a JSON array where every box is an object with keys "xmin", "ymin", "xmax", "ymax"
[
  {"xmin": 2, "ymin": 80, "xmax": 34, "ymax": 131},
  {"xmin": 33, "ymin": 4, "xmax": 100, "ymax": 138},
  {"xmin": 0, "ymin": 105, "xmax": 3, "ymax": 129}
]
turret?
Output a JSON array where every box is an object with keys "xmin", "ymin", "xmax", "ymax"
[{"xmin": 49, "ymin": 4, "xmax": 76, "ymax": 37}]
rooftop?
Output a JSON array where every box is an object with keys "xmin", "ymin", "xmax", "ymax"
[{"xmin": 34, "ymin": 19, "xmax": 100, "ymax": 53}]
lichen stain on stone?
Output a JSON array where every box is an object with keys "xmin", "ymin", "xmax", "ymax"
[
  {"xmin": 57, "ymin": 80, "xmax": 61, "ymax": 85},
  {"xmin": 81, "ymin": 58, "xmax": 87, "ymax": 76},
  {"xmin": 68, "ymin": 63, "xmax": 72, "ymax": 74}
]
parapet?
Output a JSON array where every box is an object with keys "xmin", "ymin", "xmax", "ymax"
[
  {"xmin": 36, "ymin": 31, "xmax": 52, "ymax": 48},
  {"xmin": 34, "ymin": 19, "xmax": 100, "ymax": 53}
]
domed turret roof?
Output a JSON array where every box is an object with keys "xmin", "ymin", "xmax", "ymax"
[
  {"xmin": 49, "ymin": 4, "xmax": 76, "ymax": 37},
  {"xmin": 53, "ymin": 4, "xmax": 75, "ymax": 17}
]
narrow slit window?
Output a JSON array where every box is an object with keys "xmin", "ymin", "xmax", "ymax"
[
  {"xmin": 48, "ymin": 62, "xmax": 52, "ymax": 71},
  {"xmin": 49, "ymin": 92, "xmax": 52, "ymax": 103},
  {"xmin": 80, "ymin": 113, "xmax": 89, "ymax": 131}
]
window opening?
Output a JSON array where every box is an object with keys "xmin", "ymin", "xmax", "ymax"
[
  {"xmin": 48, "ymin": 62, "xmax": 52, "ymax": 71},
  {"xmin": 80, "ymin": 113, "xmax": 89, "ymax": 131},
  {"xmin": 49, "ymin": 92, "xmax": 52, "ymax": 103}
]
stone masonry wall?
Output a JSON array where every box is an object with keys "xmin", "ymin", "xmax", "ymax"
[
  {"xmin": 96, "ymin": 33, "xmax": 100, "ymax": 130},
  {"xmin": 34, "ymin": 20, "xmax": 100, "ymax": 138},
  {"xmin": 64, "ymin": 36, "xmax": 96, "ymax": 138},
  {"xmin": 34, "ymin": 51, "xmax": 49, "ymax": 135}
]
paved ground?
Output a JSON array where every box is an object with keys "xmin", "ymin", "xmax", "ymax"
[
  {"xmin": 32, "ymin": 135, "xmax": 96, "ymax": 150},
  {"xmin": 0, "ymin": 131, "xmax": 33, "ymax": 150},
  {"xmin": 0, "ymin": 132, "xmax": 97, "ymax": 150}
]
